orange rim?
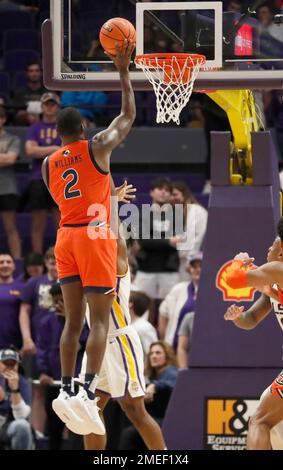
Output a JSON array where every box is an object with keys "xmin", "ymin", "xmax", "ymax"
[{"xmin": 135, "ymin": 53, "xmax": 206, "ymax": 68}]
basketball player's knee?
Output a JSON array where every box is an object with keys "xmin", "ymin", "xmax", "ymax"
[
  {"xmin": 249, "ymin": 411, "xmax": 271, "ymax": 430},
  {"xmin": 90, "ymin": 318, "xmax": 109, "ymax": 333},
  {"xmin": 63, "ymin": 320, "xmax": 82, "ymax": 338},
  {"xmin": 123, "ymin": 402, "xmax": 146, "ymax": 425}
]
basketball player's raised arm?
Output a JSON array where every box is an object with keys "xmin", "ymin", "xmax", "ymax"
[
  {"xmin": 224, "ymin": 294, "xmax": 273, "ymax": 330},
  {"xmin": 92, "ymin": 40, "xmax": 136, "ymax": 170},
  {"xmin": 226, "ymin": 260, "xmax": 283, "ymax": 291}
]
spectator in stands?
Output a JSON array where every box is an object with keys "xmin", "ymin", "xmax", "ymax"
[
  {"xmin": 0, "ymin": 347, "xmax": 33, "ymax": 450},
  {"xmin": 0, "ymin": 107, "xmax": 21, "ymax": 259},
  {"xmin": 17, "ymin": 252, "xmax": 44, "ymax": 283},
  {"xmin": 37, "ymin": 283, "xmax": 88, "ymax": 450},
  {"xmin": 25, "ymin": 93, "xmax": 61, "ymax": 253},
  {"xmin": 171, "ymin": 182, "xmax": 207, "ymax": 280},
  {"xmin": 60, "ymin": 90, "xmax": 108, "ymax": 128},
  {"xmin": 225, "ymin": 0, "xmax": 243, "ymax": 13},
  {"xmin": 0, "ymin": 252, "xmax": 24, "ymax": 351},
  {"xmin": 176, "ymin": 311, "xmax": 195, "ymax": 368},
  {"xmin": 19, "ymin": 246, "xmax": 58, "ymax": 434},
  {"xmin": 158, "ymin": 253, "xmax": 202, "ymax": 349},
  {"xmin": 257, "ymin": 3, "xmax": 283, "ymax": 43},
  {"xmin": 26, "ymin": 101, "xmax": 41, "ymax": 126},
  {"xmin": 128, "ymin": 252, "xmax": 138, "ymax": 289},
  {"xmin": 14, "ymin": 63, "xmax": 46, "ymax": 125},
  {"xmin": 135, "ymin": 177, "xmax": 180, "ymax": 326},
  {"xmin": 119, "ymin": 341, "xmax": 178, "ymax": 450},
  {"xmin": 129, "ymin": 291, "xmax": 158, "ymax": 356},
  {"xmin": 0, "ymin": 0, "xmax": 38, "ymax": 12},
  {"xmin": 19, "ymin": 246, "xmax": 57, "ymax": 356}
]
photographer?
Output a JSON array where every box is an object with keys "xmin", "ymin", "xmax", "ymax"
[{"xmin": 0, "ymin": 348, "xmax": 33, "ymax": 450}]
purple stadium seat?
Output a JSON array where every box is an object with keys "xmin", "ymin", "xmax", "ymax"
[
  {"xmin": 0, "ymin": 10, "xmax": 33, "ymax": 50},
  {"xmin": 39, "ymin": 10, "xmax": 49, "ymax": 24},
  {"xmin": 0, "ymin": 72, "xmax": 10, "ymax": 95},
  {"xmin": 3, "ymin": 29, "xmax": 40, "ymax": 52},
  {"xmin": 0, "ymin": 10, "xmax": 33, "ymax": 31},
  {"xmin": 13, "ymin": 71, "xmax": 27, "ymax": 89},
  {"xmin": 4, "ymin": 50, "xmax": 40, "ymax": 73},
  {"xmin": 39, "ymin": 0, "xmax": 50, "ymax": 11}
]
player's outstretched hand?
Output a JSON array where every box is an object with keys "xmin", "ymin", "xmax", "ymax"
[
  {"xmin": 104, "ymin": 39, "xmax": 136, "ymax": 72},
  {"xmin": 234, "ymin": 252, "xmax": 255, "ymax": 266},
  {"xmin": 224, "ymin": 304, "xmax": 245, "ymax": 321},
  {"xmin": 116, "ymin": 180, "xmax": 137, "ymax": 203}
]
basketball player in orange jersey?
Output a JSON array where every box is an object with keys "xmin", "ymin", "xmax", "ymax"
[
  {"xmin": 224, "ymin": 220, "xmax": 283, "ymax": 449},
  {"xmin": 41, "ymin": 39, "xmax": 136, "ymax": 434},
  {"xmin": 67, "ymin": 232, "xmax": 167, "ymax": 449}
]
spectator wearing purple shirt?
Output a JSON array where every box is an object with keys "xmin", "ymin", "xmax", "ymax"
[
  {"xmin": 17, "ymin": 252, "xmax": 45, "ymax": 283},
  {"xmin": 37, "ymin": 283, "xmax": 88, "ymax": 449},
  {"xmin": 19, "ymin": 246, "xmax": 57, "ymax": 435},
  {"xmin": 25, "ymin": 93, "xmax": 61, "ymax": 253},
  {"xmin": 0, "ymin": 253, "xmax": 24, "ymax": 351},
  {"xmin": 19, "ymin": 247, "xmax": 57, "ymax": 357}
]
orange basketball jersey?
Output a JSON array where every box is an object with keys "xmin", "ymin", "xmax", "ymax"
[{"xmin": 46, "ymin": 140, "xmax": 111, "ymax": 227}]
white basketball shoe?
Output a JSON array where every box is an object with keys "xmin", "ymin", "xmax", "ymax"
[
  {"xmin": 69, "ymin": 388, "xmax": 105, "ymax": 435},
  {"xmin": 52, "ymin": 389, "xmax": 93, "ymax": 435}
]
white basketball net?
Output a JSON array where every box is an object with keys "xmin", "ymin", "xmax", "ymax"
[{"xmin": 135, "ymin": 54, "xmax": 206, "ymax": 125}]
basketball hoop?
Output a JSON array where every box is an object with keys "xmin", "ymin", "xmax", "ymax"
[{"xmin": 135, "ymin": 53, "xmax": 206, "ymax": 125}]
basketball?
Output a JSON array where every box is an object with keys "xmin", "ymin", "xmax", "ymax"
[{"xmin": 99, "ymin": 17, "xmax": 136, "ymax": 56}]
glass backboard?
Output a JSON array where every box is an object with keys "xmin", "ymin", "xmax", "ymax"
[{"xmin": 43, "ymin": 0, "xmax": 283, "ymax": 90}]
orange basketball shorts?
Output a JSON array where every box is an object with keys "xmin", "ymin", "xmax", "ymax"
[
  {"xmin": 270, "ymin": 370, "xmax": 283, "ymax": 399},
  {"xmin": 55, "ymin": 224, "xmax": 117, "ymax": 294}
]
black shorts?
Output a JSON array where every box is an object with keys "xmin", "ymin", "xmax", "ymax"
[
  {"xmin": 28, "ymin": 180, "xmax": 57, "ymax": 211},
  {"xmin": 0, "ymin": 194, "xmax": 19, "ymax": 212},
  {"xmin": 21, "ymin": 354, "xmax": 40, "ymax": 380}
]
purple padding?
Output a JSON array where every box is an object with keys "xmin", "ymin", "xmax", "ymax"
[
  {"xmin": 163, "ymin": 368, "xmax": 282, "ymax": 450},
  {"xmin": 110, "ymin": 172, "xmax": 206, "ymax": 193}
]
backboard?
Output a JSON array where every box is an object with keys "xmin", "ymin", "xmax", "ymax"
[{"xmin": 42, "ymin": 0, "xmax": 283, "ymax": 90}]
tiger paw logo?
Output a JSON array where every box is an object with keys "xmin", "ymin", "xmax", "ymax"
[
  {"xmin": 216, "ymin": 260, "xmax": 256, "ymax": 301},
  {"xmin": 275, "ymin": 371, "xmax": 283, "ymax": 386}
]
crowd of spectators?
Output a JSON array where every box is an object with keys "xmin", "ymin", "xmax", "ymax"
[{"xmin": 0, "ymin": 173, "xmax": 207, "ymax": 449}]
